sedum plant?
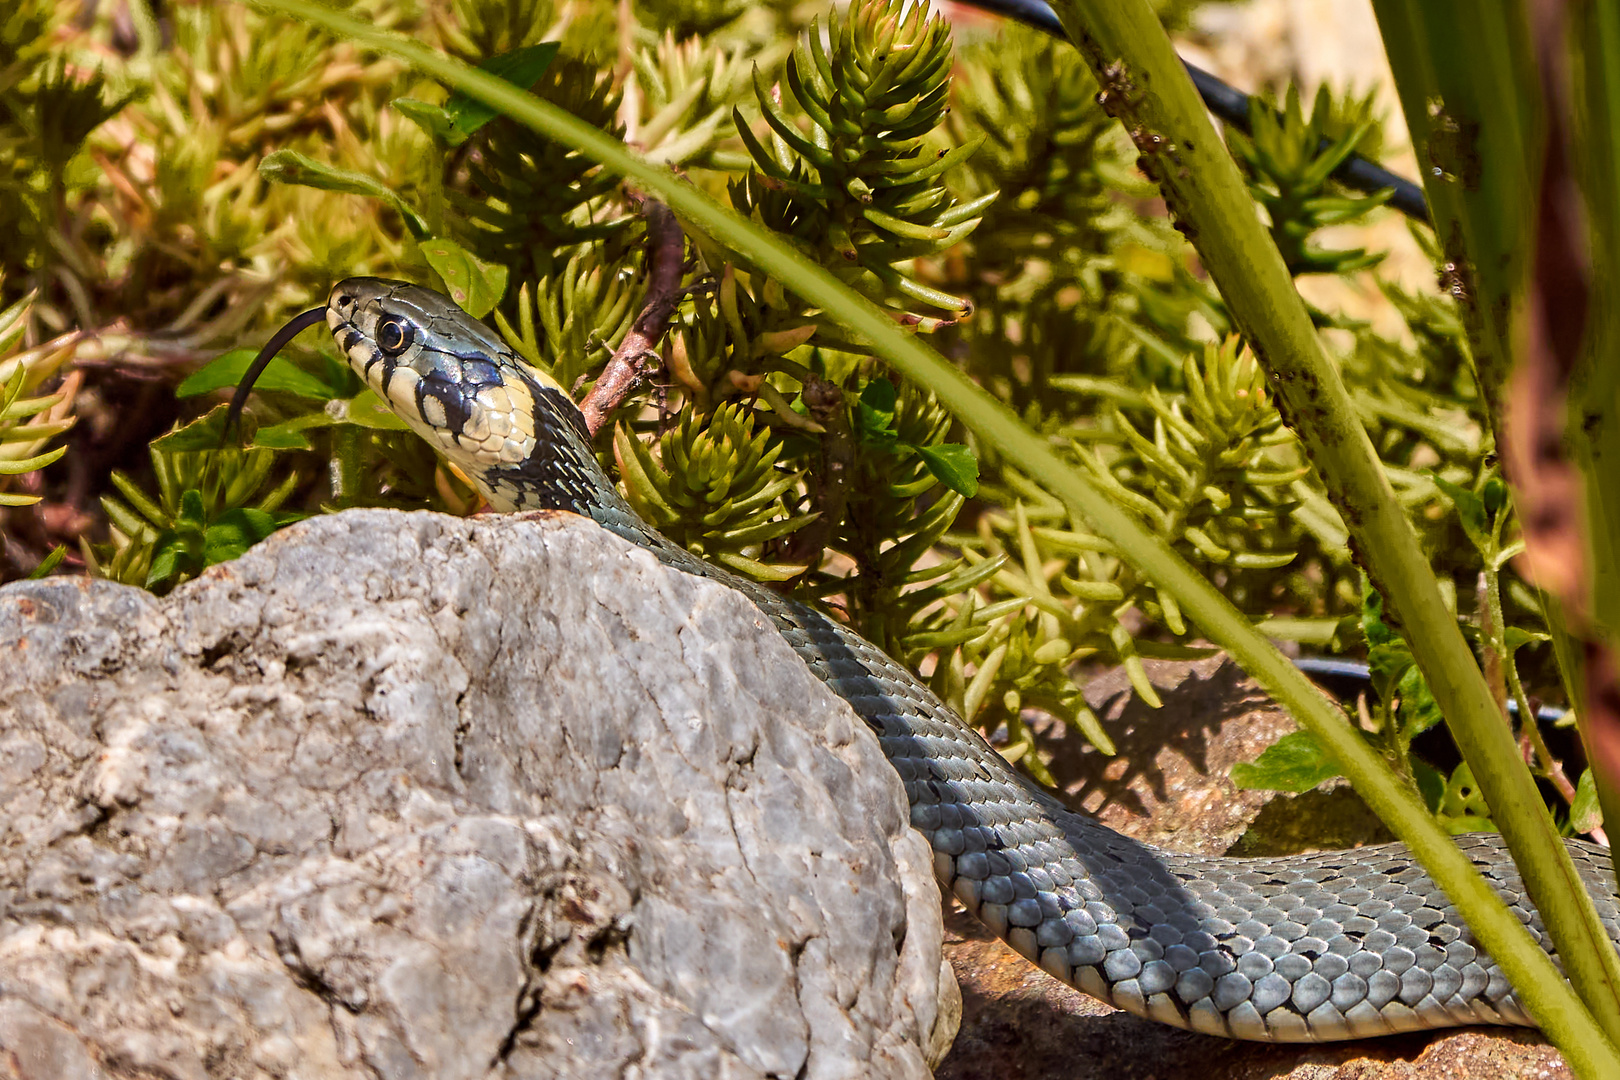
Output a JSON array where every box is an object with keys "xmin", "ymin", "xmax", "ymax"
[
  {"xmin": 615, "ymin": 401, "xmax": 815, "ymax": 580},
  {"xmin": 727, "ymin": 0, "xmax": 994, "ymax": 328},
  {"xmin": 1227, "ymin": 84, "xmax": 1393, "ymax": 276},
  {"xmin": 91, "ymin": 411, "xmax": 304, "ymax": 593},
  {"xmin": 924, "ymin": 338, "xmax": 1307, "ymax": 762},
  {"xmin": 0, "ymin": 290, "xmax": 76, "ymax": 510}
]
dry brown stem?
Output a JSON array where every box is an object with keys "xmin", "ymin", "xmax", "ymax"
[{"xmin": 577, "ymin": 193, "xmax": 687, "ymax": 437}]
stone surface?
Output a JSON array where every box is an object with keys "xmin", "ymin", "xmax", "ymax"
[
  {"xmin": 0, "ymin": 509, "xmax": 953, "ymax": 1080},
  {"xmin": 937, "ymin": 656, "xmax": 1571, "ymax": 1080}
]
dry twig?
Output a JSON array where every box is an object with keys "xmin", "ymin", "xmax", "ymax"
[{"xmin": 578, "ymin": 193, "xmax": 687, "ymax": 436}]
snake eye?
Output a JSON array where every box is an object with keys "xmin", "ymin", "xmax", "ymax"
[{"xmin": 377, "ymin": 317, "xmax": 414, "ymax": 357}]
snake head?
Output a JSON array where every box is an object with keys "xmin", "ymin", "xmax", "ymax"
[
  {"xmin": 327, "ymin": 278, "xmax": 544, "ymax": 470},
  {"xmin": 325, "ymin": 278, "xmax": 601, "ymax": 511},
  {"xmin": 228, "ymin": 277, "xmax": 607, "ymax": 513}
]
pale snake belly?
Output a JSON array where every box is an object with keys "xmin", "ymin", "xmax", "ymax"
[{"xmin": 230, "ymin": 277, "xmax": 1620, "ymax": 1043}]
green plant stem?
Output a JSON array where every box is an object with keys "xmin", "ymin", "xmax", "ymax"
[
  {"xmin": 1370, "ymin": 1, "xmax": 1536, "ymax": 419},
  {"xmin": 1483, "ymin": 539, "xmax": 1561, "ymax": 800},
  {"xmin": 1569, "ymin": 0, "xmax": 1620, "ymax": 885},
  {"xmin": 330, "ymin": 426, "xmax": 363, "ymax": 508},
  {"xmin": 1476, "ymin": 513, "xmax": 1561, "ymax": 803},
  {"xmin": 1371, "ymin": 0, "xmax": 1620, "ymax": 1042},
  {"xmin": 1042, "ymin": 0, "xmax": 1620, "ymax": 1063},
  {"xmin": 248, "ymin": 0, "xmax": 1620, "ymax": 1067}
]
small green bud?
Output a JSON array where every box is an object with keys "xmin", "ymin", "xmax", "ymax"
[{"xmin": 1483, "ymin": 476, "xmax": 1508, "ymax": 515}]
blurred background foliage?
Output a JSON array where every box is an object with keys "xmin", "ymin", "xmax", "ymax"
[{"xmin": 0, "ymin": 0, "xmax": 1579, "ymax": 836}]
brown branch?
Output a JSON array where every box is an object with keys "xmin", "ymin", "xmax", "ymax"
[{"xmin": 577, "ymin": 194, "xmax": 687, "ymax": 437}]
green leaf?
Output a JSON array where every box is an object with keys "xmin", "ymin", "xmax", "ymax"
[
  {"xmin": 146, "ymin": 509, "xmax": 206, "ymax": 587},
  {"xmin": 251, "ymin": 422, "xmax": 318, "ymax": 450},
  {"xmin": 336, "ymin": 390, "xmax": 412, "ymax": 431},
  {"xmin": 259, "ymin": 149, "xmax": 431, "ymax": 239},
  {"xmin": 419, "ymin": 238, "xmax": 510, "ymax": 318},
  {"xmin": 1439, "ymin": 813, "xmax": 1498, "ymax": 836},
  {"xmin": 391, "ymin": 97, "xmax": 465, "ymax": 146},
  {"xmin": 1230, "ymin": 730, "xmax": 1344, "ymax": 793},
  {"xmin": 441, "ymin": 43, "xmax": 561, "ymax": 138},
  {"xmin": 0, "ymin": 445, "xmax": 66, "ymax": 476},
  {"xmin": 1572, "ymin": 768, "xmax": 1604, "ymax": 835},
  {"xmin": 1482, "ymin": 475, "xmax": 1509, "ymax": 515},
  {"xmin": 26, "ymin": 545, "xmax": 66, "ymax": 579},
  {"xmin": 1367, "ymin": 629, "xmax": 1442, "ymax": 744},
  {"xmin": 176, "ymin": 489, "xmax": 207, "ymax": 531},
  {"xmin": 915, "ymin": 443, "xmax": 979, "ymax": 497},
  {"xmin": 715, "ymin": 550, "xmax": 809, "ymax": 581},
  {"xmin": 1438, "ymin": 762, "xmax": 1494, "ymax": 831},
  {"xmin": 1360, "ymin": 576, "xmax": 1396, "ymax": 647},
  {"xmin": 856, "ymin": 378, "xmax": 898, "ymax": 442},
  {"xmin": 1504, "ymin": 626, "xmax": 1553, "ymax": 654},
  {"xmin": 1413, "ymin": 757, "xmax": 1447, "ymax": 814},
  {"xmin": 323, "ymin": 353, "xmax": 363, "ymax": 399},
  {"xmin": 204, "ymin": 508, "xmax": 280, "ymax": 566},
  {"xmin": 249, "ymin": 410, "xmax": 344, "ymax": 450},
  {"xmin": 1395, "ymin": 660, "xmax": 1444, "ymax": 742},
  {"xmin": 178, "ymin": 348, "xmax": 341, "ymax": 401},
  {"xmin": 145, "ymin": 540, "xmax": 184, "ymax": 588},
  {"xmin": 1367, "ymin": 639, "xmax": 1415, "ymax": 704},
  {"xmin": 151, "ymin": 407, "xmax": 236, "ymax": 453},
  {"xmin": 1431, "ymin": 473, "xmax": 1490, "ymax": 552},
  {"xmin": 1131, "ymin": 640, "xmax": 1221, "ymax": 660}
]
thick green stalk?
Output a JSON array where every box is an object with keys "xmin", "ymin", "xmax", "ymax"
[
  {"xmin": 1370, "ymin": 1, "xmax": 1536, "ymax": 419},
  {"xmin": 1574, "ymin": 0, "xmax": 1620, "ymax": 650},
  {"xmin": 1373, "ymin": 0, "xmax": 1620, "ymax": 1034},
  {"xmin": 1569, "ymin": 0, "xmax": 1620, "ymax": 882},
  {"xmin": 1572, "ymin": 0, "xmax": 1620, "ymax": 659},
  {"xmin": 249, "ymin": 1, "xmax": 1620, "ymax": 1067},
  {"xmin": 1046, "ymin": 0, "xmax": 1620, "ymax": 1058}
]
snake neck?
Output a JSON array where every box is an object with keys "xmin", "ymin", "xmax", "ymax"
[{"xmin": 473, "ymin": 377, "xmax": 635, "ymax": 519}]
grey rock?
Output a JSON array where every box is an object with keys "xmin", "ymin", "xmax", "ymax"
[{"xmin": 0, "ymin": 509, "xmax": 955, "ymax": 1080}]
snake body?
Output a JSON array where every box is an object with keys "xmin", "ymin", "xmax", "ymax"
[{"xmin": 286, "ymin": 277, "xmax": 1620, "ymax": 1043}]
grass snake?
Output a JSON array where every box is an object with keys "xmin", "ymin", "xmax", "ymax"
[{"xmin": 233, "ymin": 277, "xmax": 1620, "ymax": 1044}]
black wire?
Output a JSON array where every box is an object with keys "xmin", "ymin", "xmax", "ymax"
[
  {"xmin": 1291, "ymin": 657, "xmax": 1569, "ymax": 724},
  {"xmin": 954, "ymin": 0, "xmax": 1431, "ymax": 224}
]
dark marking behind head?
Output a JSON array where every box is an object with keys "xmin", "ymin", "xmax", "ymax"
[{"xmin": 418, "ymin": 375, "xmax": 471, "ymax": 437}]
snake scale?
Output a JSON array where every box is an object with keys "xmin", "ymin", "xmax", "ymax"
[{"xmin": 234, "ymin": 277, "xmax": 1620, "ymax": 1043}]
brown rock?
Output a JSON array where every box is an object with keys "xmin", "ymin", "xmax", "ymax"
[{"xmin": 1050, "ymin": 654, "xmax": 1300, "ymax": 853}]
